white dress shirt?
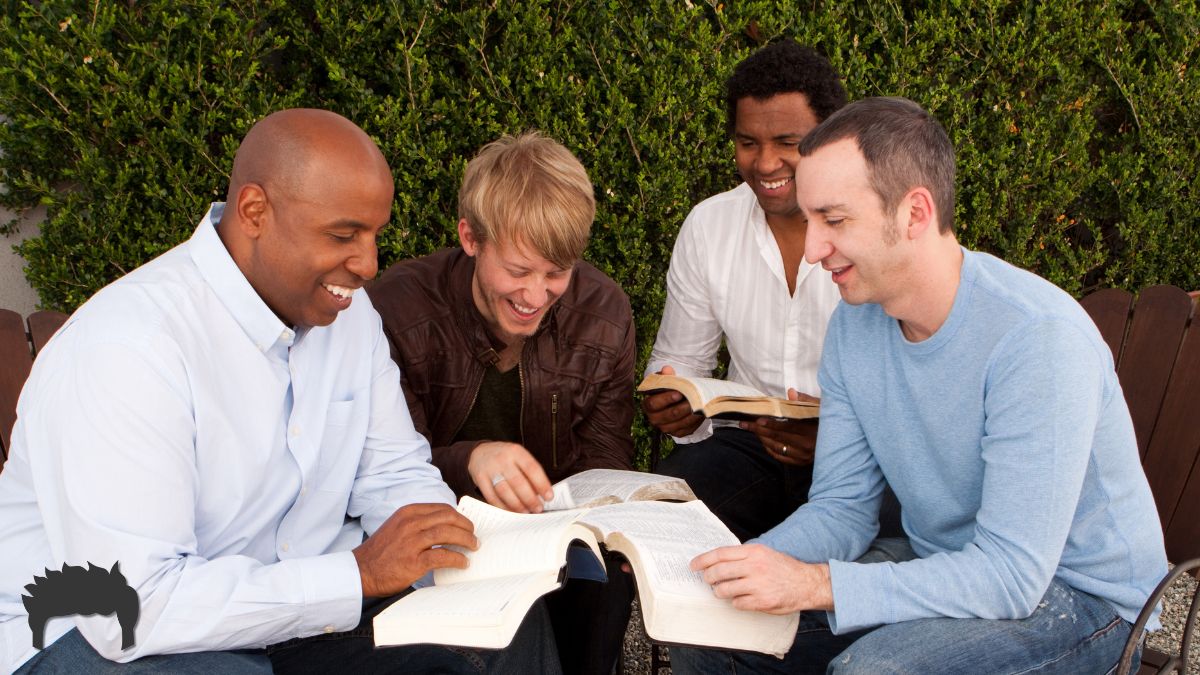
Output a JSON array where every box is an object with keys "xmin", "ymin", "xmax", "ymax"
[
  {"xmin": 646, "ymin": 183, "xmax": 842, "ymax": 443},
  {"xmin": 0, "ymin": 204, "xmax": 454, "ymax": 671}
]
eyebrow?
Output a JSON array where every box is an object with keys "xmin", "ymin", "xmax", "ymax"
[
  {"xmin": 734, "ymin": 132, "xmax": 806, "ymax": 142},
  {"xmin": 327, "ymin": 219, "xmax": 388, "ymax": 232},
  {"xmin": 813, "ymin": 203, "xmax": 848, "ymax": 214}
]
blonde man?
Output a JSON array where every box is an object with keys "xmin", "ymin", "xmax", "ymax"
[{"xmin": 369, "ymin": 131, "xmax": 636, "ymax": 675}]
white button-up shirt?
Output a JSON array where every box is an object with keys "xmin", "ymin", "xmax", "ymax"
[
  {"xmin": 0, "ymin": 204, "xmax": 454, "ymax": 670},
  {"xmin": 646, "ymin": 183, "xmax": 842, "ymax": 442}
]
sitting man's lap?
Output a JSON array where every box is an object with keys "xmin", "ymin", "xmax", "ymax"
[
  {"xmin": 660, "ymin": 427, "xmax": 814, "ymax": 542},
  {"xmin": 672, "ymin": 575, "xmax": 1134, "ymax": 675}
]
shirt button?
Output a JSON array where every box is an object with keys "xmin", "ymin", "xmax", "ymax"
[
  {"xmin": 281, "ymin": 542, "xmax": 290, "ymax": 552},
  {"xmin": 323, "ymin": 625, "xmax": 335, "ymax": 634},
  {"xmin": 300, "ymin": 485, "xmax": 308, "ymax": 496},
  {"xmin": 289, "ymin": 425, "xmax": 300, "ymax": 437}
]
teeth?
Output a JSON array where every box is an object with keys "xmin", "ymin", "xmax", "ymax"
[
  {"xmin": 511, "ymin": 300, "xmax": 538, "ymax": 315},
  {"xmin": 324, "ymin": 284, "xmax": 355, "ymax": 299},
  {"xmin": 761, "ymin": 177, "xmax": 791, "ymax": 190}
]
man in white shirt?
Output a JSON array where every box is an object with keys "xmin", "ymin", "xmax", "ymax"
[
  {"xmin": 644, "ymin": 40, "xmax": 866, "ymax": 542},
  {"xmin": 0, "ymin": 109, "xmax": 557, "ymax": 673}
]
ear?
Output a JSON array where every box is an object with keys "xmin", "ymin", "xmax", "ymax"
[
  {"xmin": 234, "ymin": 183, "xmax": 270, "ymax": 240},
  {"xmin": 458, "ymin": 218, "xmax": 481, "ymax": 256},
  {"xmin": 902, "ymin": 187, "xmax": 937, "ymax": 240}
]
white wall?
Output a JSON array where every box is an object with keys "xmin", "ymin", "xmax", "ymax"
[{"xmin": 0, "ymin": 204, "xmax": 43, "ymax": 316}]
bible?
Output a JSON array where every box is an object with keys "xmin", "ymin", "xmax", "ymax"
[
  {"xmin": 373, "ymin": 472, "xmax": 799, "ymax": 657},
  {"xmin": 638, "ymin": 373, "xmax": 819, "ymax": 421}
]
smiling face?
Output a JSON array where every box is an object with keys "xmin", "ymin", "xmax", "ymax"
[
  {"xmin": 799, "ymin": 138, "xmax": 909, "ymax": 309},
  {"xmin": 221, "ymin": 109, "xmax": 395, "ymax": 330},
  {"xmin": 460, "ymin": 219, "xmax": 574, "ymax": 344},
  {"xmin": 251, "ymin": 168, "xmax": 393, "ymax": 328},
  {"xmin": 733, "ymin": 92, "xmax": 821, "ymax": 225}
]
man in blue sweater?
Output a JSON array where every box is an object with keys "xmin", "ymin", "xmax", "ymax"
[{"xmin": 671, "ymin": 97, "xmax": 1167, "ymax": 674}]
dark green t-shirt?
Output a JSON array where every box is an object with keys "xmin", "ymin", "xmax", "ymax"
[{"xmin": 452, "ymin": 364, "xmax": 522, "ymax": 444}]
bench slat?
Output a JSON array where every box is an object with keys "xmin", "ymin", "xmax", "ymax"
[
  {"xmin": 1080, "ymin": 287, "xmax": 1133, "ymax": 363},
  {"xmin": 1114, "ymin": 286, "xmax": 1193, "ymax": 460},
  {"xmin": 1151, "ymin": 315, "xmax": 1200, "ymax": 563},
  {"xmin": 0, "ymin": 308, "xmax": 35, "ymax": 466},
  {"xmin": 28, "ymin": 310, "xmax": 67, "ymax": 356}
]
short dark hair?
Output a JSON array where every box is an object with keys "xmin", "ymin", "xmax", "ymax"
[
  {"xmin": 724, "ymin": 39, "xmax": 846, "ymax": 136},
  {"xmin": 799, "ymin": 97, "xmax": 956, "ymax": 234}
]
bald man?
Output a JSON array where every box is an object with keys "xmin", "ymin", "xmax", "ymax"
[{"xmin": 0, "ymin": 109, "xmax": 559, "ymax": 673}]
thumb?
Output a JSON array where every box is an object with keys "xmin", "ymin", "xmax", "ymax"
[
  {"xmin": 661, "ymin": 364, "xmax": 676, "ymax": 376},
  {"xmin": 787, "ymin": 387, "xmax": 800, "ymax": 401}
]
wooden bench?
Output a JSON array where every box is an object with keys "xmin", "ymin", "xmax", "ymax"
[
  {"xmin": 1083, "ymin": 286, "xmax": 1200, "ymax": 675},
  {"xmin": 0, "ymin": 308, "xmax": 68, "ymax": 471}
]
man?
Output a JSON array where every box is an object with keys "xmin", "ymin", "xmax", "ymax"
[
  {"xmin": 672, "ymin": 97, "xmax": 1168, "ymax": 674},
  {"xmin": 0, "ymin": 109, "xmax": 558, "ymax": 673},
  {"xmin": 368, "ymin": 131, "xmax": 635, "ymax": 675},
  {"xmin": 643, "ymin": 40, "xmax": 851, "ymax": 541}
]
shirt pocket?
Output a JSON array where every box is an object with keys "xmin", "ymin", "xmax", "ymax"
[{"xmin": 316, "ymin": 398, "xmax": 367, "ymax": 485}]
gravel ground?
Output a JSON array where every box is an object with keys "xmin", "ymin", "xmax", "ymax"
[
  {"xmin": 1146, "ymin": 566, "xmax": 1199, "ymax": 669},
  {"xmin": 619, "ymin": 569, "xmax": 1199, "ymax": 674}
]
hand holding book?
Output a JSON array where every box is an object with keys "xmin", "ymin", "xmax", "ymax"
[
  {"xmin": 467, "ymin": 441, "xmax": 555, "ymax": 514},
  {"xmin": 640, "ymin": 365, "xmax": 707, "ymax": 438},
  {"xmin": 738, "ymin": 388, "xmax": 819, "ymax": 466}
]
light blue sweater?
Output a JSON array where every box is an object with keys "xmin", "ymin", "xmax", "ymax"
[{"xmin": 756, "ymin": 249, "xmax": 1167, "ymax": 633}]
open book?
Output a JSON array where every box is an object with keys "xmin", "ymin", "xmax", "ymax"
[
  {"xmin": 541, "ymin": 468, "xmax": 696, "ymax": 510},
  {"xmin": 638, "ymin": 373, "xmax": 819, "ymax": 421},
  {"xmin": 374, "ymin": 472, "xmax": 798, "ymax": 657}
]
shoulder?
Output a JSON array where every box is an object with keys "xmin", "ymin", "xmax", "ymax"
[
  {"xmin": 680, "ymin": 183, "xmax": 758, "ymax": 234},
  {"xmin": 65, "ymin": 245, "xmax": 201, "ymax": 347},
  {"xmin": 553, "ymin": 261, "xmax": 633, "ymax": 346},
  {"xmin": 965, "ymin": 250, "xmax": 1095, "ymax": 333},
  {"xmin": 34, "ymin": 246, "xmax": 204, "ymax": 378},
  {"xmin": 368, "ymin": 248, "xmax": 464, "ymax": 325}
]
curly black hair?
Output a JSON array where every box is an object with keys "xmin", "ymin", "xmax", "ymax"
[{"xmin": 725, "ymin": 39, "xmax": 847, "ymax": 136}]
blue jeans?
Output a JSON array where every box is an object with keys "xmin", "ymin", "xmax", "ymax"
[
  {"xmin": 670, "ymin": 539, "xmax": 1138, "ymax": 675},
  {"xmin": 14, "ymin": 628, "xmax": 271, "ymax": 674},
  {"xmin": 18, "ymin": 596, "xmax": 559, "ymax": 674}
]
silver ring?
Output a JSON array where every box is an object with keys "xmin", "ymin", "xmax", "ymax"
[
  {"xmin": 781, "ymin": 445, "xmax": 788, "ymax": 456},
  {"xmin": 491, "ymin": 474, "xmax": 507, "ymax": 487}
]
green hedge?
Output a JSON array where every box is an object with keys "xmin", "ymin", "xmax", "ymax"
[{"xmin": 3, "ymin": 1, "xmax": 1198, "ymax": 464}]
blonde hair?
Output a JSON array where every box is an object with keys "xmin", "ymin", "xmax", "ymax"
[{"xmin": 458, "ymin": 131, "xmax": 594, "ymax": 268}]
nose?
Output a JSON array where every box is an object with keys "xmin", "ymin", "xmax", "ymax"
[
  {"xmin": 347, "ymin": 237, "xmax": 379, "ymax": 281},
  {"xmin": 804, "ymin": 220, "xmax": 833, "ymax": 265},
  {"xmin": 756, "ymin": 145, "xmax": 784, "ymax": 174},
  {"xmin": 523, "ymin": 277, "xmax": 550, "ymax": 308}
]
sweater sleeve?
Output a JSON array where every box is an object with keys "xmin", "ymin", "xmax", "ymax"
[{"xmin": 824, "ymin": 318, "xmax": 1104, "ymax": 633}]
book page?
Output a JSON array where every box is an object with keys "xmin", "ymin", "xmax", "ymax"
[
  {"xmin": 684, "ymin": 376, "xmax": 769, "ymax": 402},
  {"xmin": 579, "ymin": 501, "xmax": 737, "ymax": 596},
  {"xmin": 434, "ymin": 497, "xmax": 587, "ymax": 585},
  {"xmin": 378, "ymin": 574, "xmax": 553, "ymax": 627},
  {"xmin": 640, "ymin": 373, "xmax": 767, "ymax": 402},
  {"xmin": 543, "ymin": 469, "xmax": 696, "ymax": 510}
]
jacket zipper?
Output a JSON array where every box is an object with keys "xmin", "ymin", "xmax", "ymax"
[{"xmin": 551, "ymin": 393, "xmax": 559, "ymax": 469}]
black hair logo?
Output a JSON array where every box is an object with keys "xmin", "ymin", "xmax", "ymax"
[{"xmin": 22, "ymin": 562, "xmax": 140, "ymax": 650}]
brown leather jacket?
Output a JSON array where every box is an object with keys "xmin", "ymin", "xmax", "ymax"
[{"xmin": 368, "ymin": 247, "xmax": 635, "ymax": 497}]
